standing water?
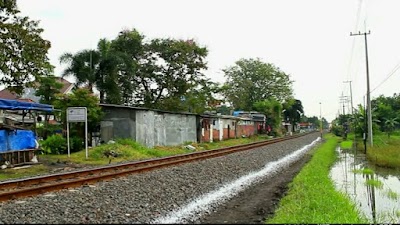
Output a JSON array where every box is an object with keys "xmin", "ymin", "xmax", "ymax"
[{"xmin": 330, "ymin": 145, "xmax": 400, "ymax": 223}]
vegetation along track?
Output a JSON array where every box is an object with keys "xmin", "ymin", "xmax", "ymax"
[{"xmin": 0, "ymin": 132, "xmax": 316, "ymax": 202}]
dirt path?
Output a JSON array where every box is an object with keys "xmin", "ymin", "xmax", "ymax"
[{"xmin": 198, "ymin": 152, "xmax": 313, "ymax": 224}]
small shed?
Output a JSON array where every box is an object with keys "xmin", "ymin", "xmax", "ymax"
[
  {"xmin": 233, "ymin": 111, "xmax": 266, "ymax": 134},
  {"xmin": 237, "ymin": 117, "xmax": 255, "ymax": 137},
  {"xmin": 99, "ymin": 104, "xmax": 198, "ymax": 148},
  {"xmin": 200, "ymin": 114, "xmax": 240, "ymax": 142},
  {"xmin": 0, "ymin": 98, "xmax": 54, "ymax": 165}
]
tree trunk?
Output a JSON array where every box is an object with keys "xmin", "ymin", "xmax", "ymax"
[{"xmin": 100, "ymin": 91, "xmax": 105, "ymax": 103}]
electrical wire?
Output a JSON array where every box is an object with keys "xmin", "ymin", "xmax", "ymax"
[
  {"xmin": 370, "ymin": 61, "xmax": 400, "ymax": 94},
  {"xmin": 341, "ymin": 0, "xmax": 364, "ymax": 115}
]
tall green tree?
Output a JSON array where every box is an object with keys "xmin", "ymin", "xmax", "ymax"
[
  {"xmin": 222, "ymin": 58, "xmax": 293, "ymax": 110},
  {"xmin": 110, "ymin": 29, "xmax": 210, "ymax": 109},
  {"xmin": 160, "ymin": 78, "xmax": 221, "ymax": 114},
  {"xmin": 109, "ymin": 29, "xmax": 144, "ymax": 105},
  {"xmin": 34, "ymin": 75, "xmax": 63, "ymax": 139},
  {"xmin": 0, "ymin": 0, "xmax": 52, "ymax": 94},
  {"xmin": 139, "ymin": 38, "xmax": 209, "ymax": 108},
  {"xmin": 34, "ymin": 75, "xmax": 63, "ymax": 105},
  {"xmin": 372, "ymin": 94, "xmax": 400, "ymax": 132},
  {"xmin": 253, "ymin": 98, "xmax": 283, "ymax": 136},
  {"xmin": 95, "ymin": 38, "xmax": 124, "ymax": 104},
  {"xmin": 59, "ymin": 49, "xmax": 99, "ymax": 93},
  {"xmin": 283, "ymin": 99, "xmax": 304, "ymax": 132},
  {"xmin": 59, "ymin": 28, "xmax": 213, "ymax": 112},
  {"xmin": 60, "ymin": 38, "xmax": 126, "ymax": 104}
]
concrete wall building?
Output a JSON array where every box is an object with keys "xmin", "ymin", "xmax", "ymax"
[
  {"xmin": 200, "ymin": 115, "xmax": 240, "ymax": 142},
  {"xmin": 99, "ymin": 104, "xmax": 198, "ymax": 148}
]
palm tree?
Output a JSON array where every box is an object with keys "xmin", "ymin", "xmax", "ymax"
[
  {"xmin": 59, "ymin": 49, "xmax": 100, "ymax": 93},
  {"xmin": 95, "ymin": 39, "xmax": 124, "ymax": 104},
  {"xmin": 59, "ymin": 39, "xmax": 123, "ymax": 104},
  {"xmin": 352, "ymin": 104, "xmax": 381, "ymax": 138},
  {"xmin": 384, "ymin": 117, "xmax": 399, "ymax": 139}
]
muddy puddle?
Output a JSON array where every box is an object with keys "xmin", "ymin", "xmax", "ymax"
[{"xmin": 330, "ymin": 145, "xmax": 400, "ymax": 224}]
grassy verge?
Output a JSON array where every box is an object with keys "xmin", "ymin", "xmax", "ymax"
[
  {"xmin": 340, "ymin": 139, "xmax": 353, "ymax": 150},
  {"xmin": 40, "ymin": 135, "xmax": 271, "ymax": 165},
  {"xmin": 0, "ymin": 164, "xmax": 49, "ymax": 180},
  {"xmin": 266, "ymin": 134, "xmax": 367, "ymax": 224},
  {"xmin": 366, "ymin": 134, "xmax": 400, "ymax": 168}
]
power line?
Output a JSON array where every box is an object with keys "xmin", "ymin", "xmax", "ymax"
[
  {"xmin": 346, "ymin": 0, "xmax": 363, "ymax": 80},
  {"xmin": 371, "ymin": 61, "xmax": 400, "ymax": 94},
  {"xmin": 342, "ymin": 0, "xmax": 363, "ymax": 99}
]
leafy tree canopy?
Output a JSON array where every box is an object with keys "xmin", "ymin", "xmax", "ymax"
[
  {"xmin": 0, "ymin": 0, "xmax": 52, "ymax": 94},
  {"xmin": 59, "ymin": 28, "xmax": 213, "ymax": 112},
  {"xmin": 282, "ymin": 99, "xmax": 304, "ymax": 132},
  {"xmin": 371, "ymin": 93, "xmax": 400, "ymax": 132},
  {"xmin": 253, "ymin": 98, "xmax": 283, "ymax": 135},
  {"xmin": 222, "ymin": 58, "xmax": 293, "ymax": 110},
  {"xmin": 34, "ymin": 75, "xmax": 63, "ymax": 105}
]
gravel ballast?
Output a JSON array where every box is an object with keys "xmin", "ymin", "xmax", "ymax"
[{"xmin": 0, "ymin": 133, "xmax": 320, "ymax": 224}]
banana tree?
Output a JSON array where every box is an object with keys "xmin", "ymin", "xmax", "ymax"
[{"xmin": 384, "ymin": 117, "xmax": 399, "ymax": 139}]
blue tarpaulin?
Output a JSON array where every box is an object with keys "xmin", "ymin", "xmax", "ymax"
[
  {"xmin": 0, "ymin": 98, "xmax": 53, "ymax": 112},
  {"xmin": 0, "ymin": 98, "xmax": 50, "ymax": 153},
  {"xmin": 0, "ymin": 130, "xmax": 36, "ymax": 152},
  {"xmin": 0, "ymin": 130, "xmax": 6, "ymax": 152}
]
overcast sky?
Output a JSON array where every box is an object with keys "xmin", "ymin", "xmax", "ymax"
[{"xmin": 17, "ymin": 0, "xmax": 400, "ymax": 122}]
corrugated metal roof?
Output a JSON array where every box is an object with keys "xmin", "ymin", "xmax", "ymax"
[{"xmin": 99, "ymin": 103, "xmax": 198, "ymax": 116}]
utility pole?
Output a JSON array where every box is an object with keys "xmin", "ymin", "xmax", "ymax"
[
  {"xmin": 319, "ymin": 102, "xmax": 322, "ymax": 138},
  {"xmin": 344, "ymin": 80, "xmax": 355, "ymax": 151},
  {"xmin": 350, "ymin": 30, "xmax": 373, "ymax": 147},
  {"xmin": 339, "ymin": 93, "xmax": 348, "ymax": 115},
  {"xmin": 339, "ymin": 93, "xmax": 349, "ymax": 139},
  {"xmin": 343, "ymin": 81, "xmax": 354, "ymax": 115}
]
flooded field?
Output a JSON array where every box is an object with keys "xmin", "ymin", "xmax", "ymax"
[{"xmin": 330, "ymin": 145, "xmax": 400, "ymax": 224}]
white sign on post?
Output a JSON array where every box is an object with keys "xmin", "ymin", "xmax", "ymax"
[
  {"xmin": 67, "ymin": 107, "xmax": 86, "ymax": 122},
  {"xmin": 66, "ymin": 107, "xmax": 88, "ymax": 159}
]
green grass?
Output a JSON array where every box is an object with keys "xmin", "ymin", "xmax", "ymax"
[
  {"xmin": 40, "ymin": 138, "xmax": 193, "ymax": 166},
  {"xmin": 266, "ymin": 134, "xmax": 367, "ymax": 224},
  {"xmin": 351, "ymin": 132, "xmax": 400, "ymax": 168},
  {"xmin": 386, "ymin": 189, "xmax": 398, "ymax": 200},
  {"xmin": 367, "ymin": 134, "xmax": 400, "ymax": 168},
  {"xmin": 340, "ymin": 140, "xmax": 353, "ymax": 150},
  {"xmin": 0, "ymin": 164, "xmax": 49, "ymax": 180},
  {"xmin": 352, "ymin": 168, "xmax": 374, "ymax": 175},
  {"xmin": 365, "ymin": 179, "xmax": 383, "ymax": 189}
]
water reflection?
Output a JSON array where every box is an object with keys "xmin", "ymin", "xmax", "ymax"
[{"xmin": 330, "ymin": 146, "xmax": 400, "ymax": 224}]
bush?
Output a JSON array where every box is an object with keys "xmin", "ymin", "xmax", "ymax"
[
  {"xmin": 70, "ymin": 136, "xmax": 83, "ymax": 153},
  {"xmin": 330, "ymin": 124, "xmax": 342, "ymax": 137},
  {"xmin": 39, "ymin": 134, "xmax": 67, "ymax": 154},
  {"xmin": 36, "ymin": 124, "xmax": 63, "ymax": 139}
]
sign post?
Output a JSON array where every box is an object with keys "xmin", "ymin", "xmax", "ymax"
[{"xmin": 66, "ymin": 107, "xmax": 88, "ymax": 159}]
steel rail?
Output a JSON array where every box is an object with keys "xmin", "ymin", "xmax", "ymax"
[{"xmin": 0, "ymin": 131, "xmax": 316, "ymax": 202}]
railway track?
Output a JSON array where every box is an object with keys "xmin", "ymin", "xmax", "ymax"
[{"xmin": 0, "ymin": 132, "xmax": 316, "ymax": 202}]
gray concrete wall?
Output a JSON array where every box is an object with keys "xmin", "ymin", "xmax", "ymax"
[
  {"xmin": 100, "ymin": 107, "xmax": 136, "ymax": 143},
  {"xmin": 135, "ymin": 110, "xmax": 155, "ymax": 147},
  {"xmin": 163, "ymin": 113, "xmax": 197, "ymax": 146},
  {"xmin": 135, "ymin": 110, "xmax": 197, "ymax": 148},
  {"xmin": 101, "ymin": 105, "xmax": 197, "ymax": 148}
]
